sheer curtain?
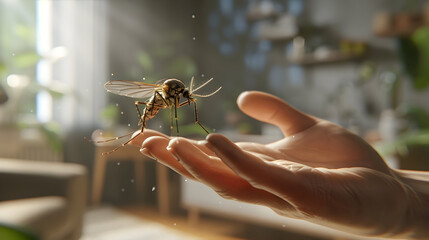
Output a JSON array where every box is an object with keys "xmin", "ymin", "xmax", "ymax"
[
  {"xmin": 44, "ymin": 1, "xmax": 109, "ymax": 132},
  {"xmin": 37, "ymin": 1, "xmax": 109, "ymax": 164}
]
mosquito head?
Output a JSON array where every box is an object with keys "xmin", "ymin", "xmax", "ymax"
[
  {"xmin": 163, "ymin": 79, "xmax": 186, "ymax": 99},
  {"xmin": 183, "ymin": 88, "xmax": 191, "ymax": 99}
]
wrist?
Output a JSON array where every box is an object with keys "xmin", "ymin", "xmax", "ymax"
[
  {"xmin": 393, "ymin": 169, "xmax": 429, "ymax": 239},
  {"xmin": 406, "ymin": 190, "xmax": 429, "ymax": 239}
]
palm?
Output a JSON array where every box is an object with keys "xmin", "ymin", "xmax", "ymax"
[
  {"xmin": 231, "ymin": 121, "xmax": 411, "ymax": 233},
  {"xmin": 239, "ymin": 120, "xmax": 387, "ymax": 171}
]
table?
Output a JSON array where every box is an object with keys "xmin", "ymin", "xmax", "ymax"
[{"xmin": 91, "ymin": 144, "xmax": 170, "ymax": 215}]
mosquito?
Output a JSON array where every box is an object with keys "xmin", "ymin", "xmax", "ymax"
[{"xmin": 86, "ymin": 77, "xmax": 221, "ymax": 155}]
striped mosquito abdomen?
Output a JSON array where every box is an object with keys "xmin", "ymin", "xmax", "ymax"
[{"xmin": 141, "ymin": 93, "xmax": 167, "ymax": 128}]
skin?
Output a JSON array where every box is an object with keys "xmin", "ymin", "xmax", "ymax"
[{"xmin": 130, "ymin": 91, "xmax": 429, "ymax": 239}]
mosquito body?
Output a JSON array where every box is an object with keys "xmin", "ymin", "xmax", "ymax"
[
  {"xmin": 88, "ymin": 77, "xmax": 221, "ymax": 155},
  {"xmin": 135, "ymin": 79, "xmax": 190, "ymax": 132}
]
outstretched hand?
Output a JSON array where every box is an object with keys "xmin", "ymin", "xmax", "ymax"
[{"xmin": 130, "ymin": 91, "xmax": 427, "ymax": 239}]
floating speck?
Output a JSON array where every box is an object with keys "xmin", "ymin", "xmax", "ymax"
[
  {"xmin": 12, "ymin": 53, "xmax": 15, "ymax": 56},
  {"xmin": 184, "ymin": 179, "xmax": 188, "ymax": 182},
  {"xmin": 191, "ymin": 14, "xmax": 195, "ymax": 19},
  {"xmin": 117, "ymin": 162, "xmax": 120, "ymax": 166},
  {"xmin": 120, "ymin": 112, "xmax": 124, "ymax": 115},
  {"xmin": 173, "ymin": 223, "xmax": 177, "ymax": 226},
  {"xmin": 111, "ymin": 73, "xmax": 114, "ymax": 76},
  {"xmin": 121, "ymin": 188, "xmax": 125, "ymax": 192},
  {"xmin": 282, "ymin": 224, "xmax": 286, "ymax": 228},
  {"xmin": 151, "ymin": 186, "xmax": 156, "ymax": 191},
  {"xmin": 128, "ymin": 123, "xmax": 131, "ymax": 127},
  {"xmin": 115, "ymin": 103, "xmax": 119, "ymax": 107},
  {"xmin": 130, "ymin": 179, "xmax": 135, "ymax": 183},
  {"xmin": 159, "ymin": 125, "xmax": 162, "ymax": 129},
  {"xmin": 142, "ymin": 77, "xmax": 146, "ymax": 81},
  {"xmin": 201, "ymin": 73, "xmax": 205, "ymax": 77},
  {"xmin": 192, "ymin": 37, "xmax": 196, "ymax": 40}
]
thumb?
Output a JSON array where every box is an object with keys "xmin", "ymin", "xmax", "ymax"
[{"xmin": 237, "ymin": 91, "xmax": 317, "ymax": 136}]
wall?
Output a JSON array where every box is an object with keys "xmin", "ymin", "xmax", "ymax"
[{"xmin": 196, "ymin": 0, "xmax": 429, "ymax": 135}]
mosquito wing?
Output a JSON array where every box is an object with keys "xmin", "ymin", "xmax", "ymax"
[{"xmin": 104, "ymin": 80, "xmax": 161, "ymax": 99}]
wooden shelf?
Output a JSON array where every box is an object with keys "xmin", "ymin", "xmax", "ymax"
[
  {"xmin": 373, "ymin": 11, "xmax": 425, "ymax": 38},
  {"xmin": 375, "ymin": 27, "xmax": 419, "ymax": 38},
  {"xmin": 246, "ymin": 12, "xmax": 278, "ymax": 21},
  {"xmin": 287, "ymin": 52, "xmax": 365, "ymax": 65}
]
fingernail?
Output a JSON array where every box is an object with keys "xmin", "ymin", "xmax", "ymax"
[
  {"xmin": 140, "ymin": 148, "xmax": 155, "ymax": 160},
  {"xmin": 202, "ymin": 138, "xmax": 216, "ymax": 151},
  {"xmin": 167, "ymin": 137, "xmax": 179, "ymax": 149}
]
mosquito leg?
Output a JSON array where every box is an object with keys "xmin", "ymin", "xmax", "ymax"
[
  {"xmin": 151, "ymin": 91, "xmax": 177, "ymax": 135},
  {"xmin": 101, "ymin": 132, "xmax": 142, "ymax": 155},
  {"xmin": 192, "ymin": 100, "xmax": 209, "ymax": 134},
  {"xmin": 170, "ymin": 107, "xmax": 174, "ymax": 136},
  {"xmin": 98, "ymin": 103, "xmax": 149, "ymax": 156},
  {"xmin": 175, "ymin": 98, "xmax": 179, "ymax": 135},
  {"xmin": 141, "ymin": 104, "xmax": 150, "ymax": 131},
  {"xmin": 135, "ymin": 101, "xmax": 146, "ymax": 125},
  {"xmin": 84, "ymin": 131, "xmax": 134, "ymax": 143},
  {"xmin": 178, "ymin": 99, "xmax": 191, "ymax": 108},
  {"xmin": 175, "ymin": 99, "xmax": 192, "ymax": 135}
]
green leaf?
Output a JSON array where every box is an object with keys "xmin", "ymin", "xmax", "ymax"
[
  {"xmin": 101, "ymin": 104, "xmax": 119, "ymax": 121},
  {"xmin": 175, "ymin": 122, "xmax": 209, "ymax": 136},
  {"xmin": 15, "ymin": 24, "xmax": 36, "ymax": 42},
  {"xmin": 406, "ymin": 105, "xmax": 429, "ymax": 129},
  {"xmin": 402, "ymin": 130, "xmax": 429, "ymax": 145},
  {"xmin": 398, "ymin": 38, "xmax": 419, "ymax": 78},
  {"xmin": 40, "ymin": 122, "xmax": 63, "ymax": 152},
  {"xmin": 168, "ymin": 56, "xmax": 197, "ymax": 77},
  {"xmin": 12, "ymin": 51, "xmax": 40, "ymax": 69},
  {"xmin": 0, "ymin": 62, "xmax": 6, "ymax": 75},
  {"xmin": 376, "ymin": 130, "xmax": 429, "ymax": 158},
  {"xmin": 153, "ymin": 45, "xmax": 174, "ymax": 58},
  {"xmin": 137, "ymin": 51, "xmax": 153, "ymax": 72},
  {"xmin": 410, "ymin": 27, "xmax": 429, "ymax": 89},
  {"xmin": 0, "ymin": 225, "xmax": 39, "ymax": 240}
]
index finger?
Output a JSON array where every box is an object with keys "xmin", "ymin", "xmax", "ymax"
[
  {"xmin": 206, "ymin": 133, "xmax": 310, "ymax": 206},
  {"xmin": 129, "ymin": 129, "xmax": 169, "ymax": 146}
]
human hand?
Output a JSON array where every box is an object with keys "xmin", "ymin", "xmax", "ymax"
[{"xmin": 131, "ymin": 91, "xmax": 428, "ymax": 239}]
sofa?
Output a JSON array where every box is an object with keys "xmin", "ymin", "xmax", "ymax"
[{"xmin": 0, "ymin": 158, "xmax": 87, "ymax": 240}]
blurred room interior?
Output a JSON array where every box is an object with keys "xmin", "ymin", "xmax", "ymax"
[{"xmin": 1, "ymin": 0, "xmax": 429, "ymax": 239}]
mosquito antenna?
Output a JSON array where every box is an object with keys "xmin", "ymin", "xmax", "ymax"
[
  {"xmin": 191, "ymin": 78, "xmax": 214, "ymax": 94},
  {"xmin": 192, "ymin": 86, "xmax": 222, "ymax": 98},
  {"xmin": 190, "ymin": 76, "xmax": 195, "ymax": 93}
]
